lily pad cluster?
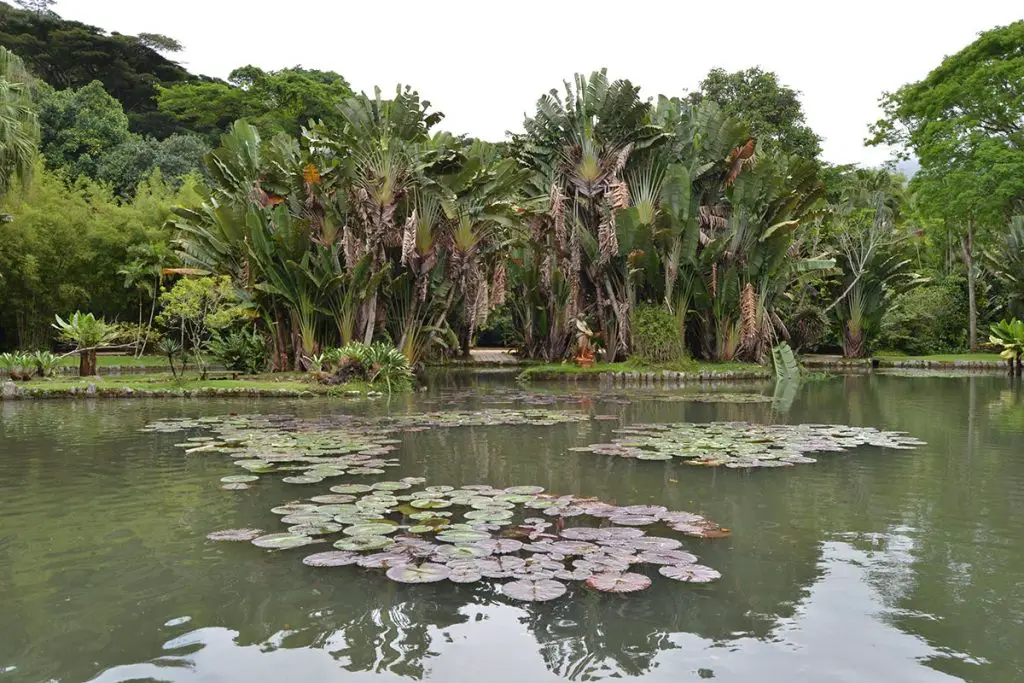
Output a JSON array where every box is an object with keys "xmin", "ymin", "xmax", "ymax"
[
  {"xmin": 144, "ymin": 409, "xmax": 603, "ymax": 489},
  {"xmin": 208, "ymin": 483, "xmax": 726, "ymax": 600},
  {"xmin": 651, "ymin": 393, "xmax": 773, "ymax": 404},
  {"xmin": 570, "ymin": 421, "xmax": 926, "ymax": 469}
]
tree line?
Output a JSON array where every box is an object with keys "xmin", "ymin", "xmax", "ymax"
[{"xmin": 0, "ymin": 1, "xmax": 1021, "ymax": 368}]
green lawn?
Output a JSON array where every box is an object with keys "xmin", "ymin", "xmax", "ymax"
[
  {"xmin": 874, "ymin": 352, "xmax": 1004, "ymax": 362},
  {"xmin": 519, "ymin": 359, "xmax": 766, "ymax": 380},
  {"xmin": 56, "ymin": 354, "xmax": 203, "ymax": 368}
]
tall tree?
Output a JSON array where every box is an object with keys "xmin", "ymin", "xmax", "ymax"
[
  {"xmin": 870, "ymin": 20, "xmax": 1024, "ymax": 349},
  {"xmin": 157, "ymin": 66, "xmax": 354, "ymax": 138},
  {"xmin": 0, "ymin": 2, "xmax": 192, "ymax": 136},
  {"xmin": 36, "ymin": 80, "xmax": 131, "ymax": 178},
  {"xmin": 688, "ymin": 67, "xmax": 822, "ymax": 159},
  {"xmin": 0, "ymin": 46, "xmax": 38, "ymax": 199}
]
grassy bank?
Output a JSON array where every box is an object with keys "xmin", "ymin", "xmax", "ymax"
[
  {"xmin": 874, "ymin": 352, "xmax": 1003, "ymax": 363},
  {"xmin": 518, "ymin": 359, "xmax": 767, "ymax": 381},
  {"xmin": 1, "ymin": 372, "xmax": 380, "ymax": 399}
]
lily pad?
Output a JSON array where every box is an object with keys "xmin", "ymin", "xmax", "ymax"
[
  {"xmin": 206, "ymin": 528, "xmax": 264, "ymax": 542},
  {"xmin": 473, "ymin": 538, "xmax": 523, "ymax": 554},
  {"xmin": 385, "ymin": 562, "xmax": 450, "ymax": 584},
  {"xmin": 586, "ymin": 572, "xmax": 652, "ymax": 593},
  {"xmin": 220, "ymin": 474, "xmax": 259, "ymax": 484},
  {"xmin": 436, "ymin": 529, "xmax": 490, "ymax": 543},
  {"xmin": 638, "ymin": 550, "xmax": 698, "ymax": 565},
  {"xmin": 333, "ymin": 536, "xmax": 394, "ymax": 552},
  {"xmin": 252, "ymin": 533, "xmax": 317, "ymax": 550},
  {"xmin": 330, "ymin": 484, "xmax": 374, "ymax": 494},
  {"xmin": 343, "ymin": 523, "xmax": 398, "ymax": 537},
  {"xmin": 501, "ymin": 578, "xmax": 567, "ymax": 602},
  {"xmin": 221, "ymin": 483, "xmax": 250, "ymax": 491},
  {"xmin": 658, "ymin": 564, "xmax": 721, "ymax": 583},
  {"xmin": 302, "ymin": 551, "xmax": 359, "ymax": 567},
  {"xmin": 504, "ymin": 485, "xmax": 545, "ymax": 495},
  {"xmin": 310, "ymin": 494, "xmax": 357, "ymax": 504}
]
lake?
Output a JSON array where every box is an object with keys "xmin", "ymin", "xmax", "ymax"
[{"xmin": 1, "ymin": 372, "xmax": 1022, "ymax": 682}]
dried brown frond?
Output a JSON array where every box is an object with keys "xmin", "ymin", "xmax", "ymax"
[
  {"xmin": 248, "ymin": 184, "xmax": 269, "ymax": 207},
  {"xmin": 400, "ymin": 210, "xmax": 417, "ymax": 265},
  {"xmin": 613, "ymin": 142, "xmax": 634, "ymax": 175},
  {"xmin": 549, "ymin": 184, "xmax": 566, "ymax": 249},
  {"xmin": 725, "ymin": 137, "xmax": 757, "ymax": 188},
  {"xmin": 610, "ymin": 179, "xmax": 630, "ymax": 210},
  {"xmin": 739, "ymin": 282, "xmax": 757, "ymax": 349},
  {"xmin": 598, "ymin": 212, "xmax": 619, "ymax": 264},
  {"xmin": 708, "ymin": 263, "xmax": 718, "ymax": 299}
]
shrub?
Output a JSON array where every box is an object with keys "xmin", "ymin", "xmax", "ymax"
[
  {"xmin": 879, "ymin": 280, "xmax": 968, "ymax": 355},
  {"xmin": 31, "ymin": 350, "xmax": 60, "ymax": 377},
  {"xmin": 0, "ymin": 352, "xmax": 33, "ymax": 381},
  {"xmin": 309, "ymin": 342, "xmax": 412, "ymax": 393},
  {"xmin": 630, "ymin": 304, "xmax": 683, "ymax": 364},
  {"xmin": 788, "ymin": 305, "xmax": 830, "ymax": 352},
  {"xmin": 207, "ymin": 327, "xmax": 268, "ymax": 375}
]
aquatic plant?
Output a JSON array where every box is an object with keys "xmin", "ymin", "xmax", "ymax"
[
  {"xmin": 570, "ymin": 421, "xmax": 925, "ymax": 469},
  {"xmin": 152, "ymin": 410, "xmax": 728, "ymax": 602}
]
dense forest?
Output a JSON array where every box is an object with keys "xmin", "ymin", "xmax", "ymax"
[{"xmin": 1, "ymin": 1, "xmax": 1022, "ymax": 371}]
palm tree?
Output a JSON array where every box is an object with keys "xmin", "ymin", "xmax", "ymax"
[{"xmin": 0, "ymin": 46, "xmax": 39, "ymax": 201}]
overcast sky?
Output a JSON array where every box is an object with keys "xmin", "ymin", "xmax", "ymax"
[{"xmin": 53, "ymin": 0, "xmax": 1022, "ymax": 166}]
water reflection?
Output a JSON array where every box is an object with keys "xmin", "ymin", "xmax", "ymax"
[{"xmin": 1, "ymin": 374, "xmax": 1022, "ymax": 682}]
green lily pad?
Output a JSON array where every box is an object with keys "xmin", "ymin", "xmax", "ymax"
[
  {"xmin": 385, "ymin": 562, "xmax": 450, "ymax": 583},
  {"xmin": 436, "ymin": 529, "xmax": 490, "ymax": 543},
  {"xmin": 252, "ymin": 533, "xmax": 317, "ymax": 550},
  {"xmin": 333, "ymin": 536, "xmax": 394, "ymax": 552},
  {"xmin": 343, "ymin": 523, "xmax": 398, "ymax": 537}
]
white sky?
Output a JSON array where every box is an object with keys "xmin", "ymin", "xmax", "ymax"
[{"xmin": 53, "ymin": 0, "xmax": 1023, "ymax": 166}]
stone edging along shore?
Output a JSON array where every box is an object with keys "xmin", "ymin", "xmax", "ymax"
[{"xmin": 0, "ymin": 382, "xmax": 383, "ymax": 400}]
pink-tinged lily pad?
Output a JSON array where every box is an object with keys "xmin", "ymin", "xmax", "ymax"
[
  {"xmin": 310, "ymin": 494, "xmax": 357, "ymax": 504},
  {"xmin": 544, "ymin": 505, "xmax": 586, "ymax": 517},
  {"xmin": 576, "ymin": 555, "xmax": 632, "ymax": 573},
  {"xmin": 638, "ymin": 550, "xmax": 699, "ymax": 565},
  {"xmin": 501, "ymin": 578, "xmax": 567, "ymax": 602},
  {"xmin": 658, "ymin": 564, "xmax": 721, "ymax": 583},
  {"xmin": 555, "ymin": 568, "xmax": 593, "ymax": 582},
  {"xmin": 473, "ymin": 538, "xmax": 523, "ymax": 555},
  {"xmin": 385, "ymin": 562, "xmax": 450, "ymax": 583},
  {"xmin": 586, "ymin": 572, "xmax": 652, "ymax": 593},
  {"xmin": 602, "ymin": 527, "xmax": 645, "ymax": 539},
  {"xmin": 476, "ymin": 556, "xmax": 526, "ymax": 576},
  {"xmin": 433, "ymin": 544, "xmax": 490, "ymax": 560},
  {"xmin": 578, "ymin": 502, "xmax": 621, "ymax": 518},
  {"xmin": 448, "ymin": 568, "xmax": 483, "ymax": 584},
  {"xmin": 620, "ymin": 504, "xmax": 668, "ymax": 517},
  {"xmin": 302, "ymin": 550, "xmax": 359, "ymax": 567},
  {"xmin": 559, "ymin": 527, "xmax": 612, "ymax": 541},
  {"xmin": 504, "ymin": 485, "xmax": 545, "ymax": 495},
  {"xmin": 660, "ymin": 511, "xmax": 705, "ymax": 525},
  {"xmin": 630, "ymin": 537, "xmax": 683, "ymax": 552},
  {"xmin": 206, "ymin": 528, "xmax": 264, "ymax": 542},
  {"xmin": 358, "ymin": 551, "xmax": 413, "ymax": 569},
  {"xmin": 609, "ymin": 514, "xmax": 659, "ymax": 526},
  {"xmin": 550, "ymin": 541, "xmax": 600, "ymax": 556}
]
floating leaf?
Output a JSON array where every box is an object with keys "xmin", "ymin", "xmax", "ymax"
[
  {"xmin": 302, "ymin": 551, "xmax": 359, "ymax": 567},
  {"xmin": 330, "ymin": 484, "xmax": 373, "ymax": 494},
  {"xmin": 658, "ymin": 564, "xmax": 721, "ymax": 583},
  {"xmin": 252, "ymin": 533, "xmax": 317, "ymax": 550},
  {"xmin": 310, "ymin": 494, "xmax": 357, "ymax": 504},
  {"xmin": 385, "ymin": 562, "xmax": 450, "ymax": 584},
  {"xmin": 207, "ymin": 528, "xmax": 264, "ymax": 542},
  {"xmin": 221, "ymin": 483, "xmax": 250, "ymax": 490},
  {"xmin": 436, "ymin": 530, "xmax": 490, "ymax": 543},
  {"xmin": 473, "ymin": 538, "xmax": 523, "ymax": 554},
  {"xmin": 501, "ymin": 578, "xmax": 567, "ymax": 602},
  {"xmin": 333, "ymin": 536, "xmax": 394, "ymax": 552},
  {"xmin": 586, "ymin": 572, "xmax": 652, "ymax": 593},
  {"xmin": 638, "ymin": 550, "xmax": 698, "ymax": 565},
  {"xmin": 220, "ymin": 474, "xmax": 259, "ymax": 484},
  {"xmin": 343, "ymin": 523, "xmax": 398, "ymax": 537}
]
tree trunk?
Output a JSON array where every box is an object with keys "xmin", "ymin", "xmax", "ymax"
[
  {"xmin": 79, "ymin": 350, "xmax": 97, "ymax": 377},
  {"xmin": 362, "ymin": 290, "xmax": 378, "ymax": 345},
  {"xmin": 961, "ymin": 219, "xmax": 978, "ymax": 352}
]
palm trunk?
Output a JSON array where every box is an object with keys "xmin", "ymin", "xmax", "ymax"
[
  {"xmin": 79, "ymin": 350, "xmax": 97, "ymax": 377},
  {"xmin": 961, "ymin": 219, "xmax": 977, "ymax": 352},
  {"xmin": 362, "ymin": 290, "xmax": 378, "ymax": 344}
]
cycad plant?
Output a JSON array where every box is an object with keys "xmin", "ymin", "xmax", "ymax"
[
  {"xmin": 989, "ymin": 318, "xmax": 1024, "ymax": 375},
  {"xmin": 52, "ymin": 312, "xmax": 120, "ymax": 377}
]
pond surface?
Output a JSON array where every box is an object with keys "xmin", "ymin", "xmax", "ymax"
[{"xmin": 1, "ymin": 372, "xmax": 1023, "ymax": 683}]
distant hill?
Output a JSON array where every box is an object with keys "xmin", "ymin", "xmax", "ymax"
[{"xmin": 0, "ymin": 1, "xmax": 204, "ymax": 137}]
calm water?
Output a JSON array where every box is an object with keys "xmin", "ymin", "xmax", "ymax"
[{"xmin": 1, "ymin": 372, "xmax": 1023, "ymax": 683}]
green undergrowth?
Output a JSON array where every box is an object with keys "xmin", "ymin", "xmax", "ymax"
[{"xmin": 518, "ymin": 359, "xmax": 766, "ymax": 381}]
